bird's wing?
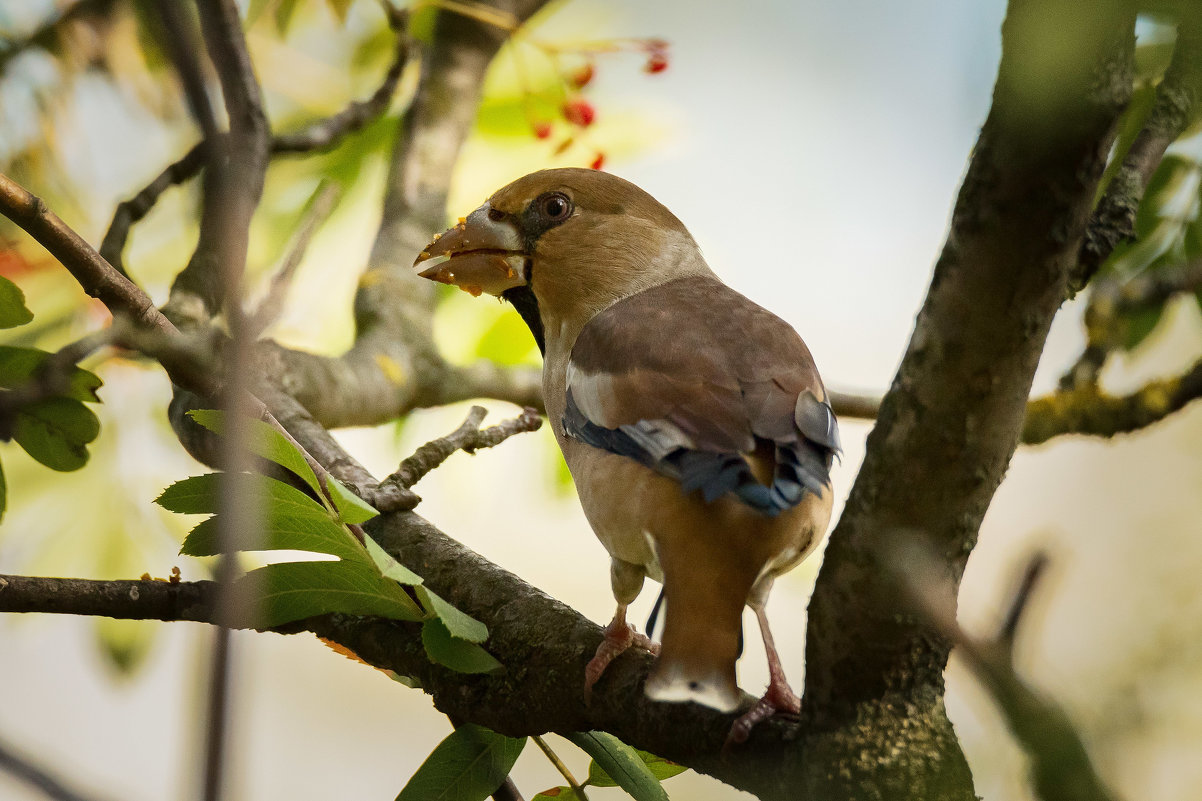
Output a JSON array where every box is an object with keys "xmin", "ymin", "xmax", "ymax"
[{"xmin": 564, "ymin": 276, "xmax": 840, "ymax": 515}]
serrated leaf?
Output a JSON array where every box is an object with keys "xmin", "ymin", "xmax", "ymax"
[
  {"xmin": 165, "ymin": 473, "xmax": 365, "ymax": 561},
  {"xmin": 12, "ymin": 397, "xmax": 100, "ymax": 471},
  {"xmin": 395, "ymin": 724, "xmax": 525, "ymax": 801},
  {"xmin": 229, "ymin": 559, "xmax": 423, "ymax": 628},
  {"xmin": 364, "ymin": 534, "xmax": 425, "ymax": 585},
  {"xmin": 0, "ymin": 346, "xmax": 103, "ymax": 402},
  {"xmin": 188, "ymin": 410, "xmax": 322, "ymax": 497},
  {"xmin": 325, "ymin": 475, "xmax": 378, "ymax": 524},
  {"xmin": 155, "ymin": 473, "xmax": 220, "ymax": 514},
  {"xmin": 566, "ymin": 732, "xmax": 669, "ymax": 801},
  {"xmin": 417, "ymin": 586, "xmax": 488, "ymax": 643},
  {"xmin": 0, "ymin": 276, "xmax": 33, "ymax": 328},
  {"xmin": 422, "ymin": 618, "xmax": 503, "ymax": 674}
]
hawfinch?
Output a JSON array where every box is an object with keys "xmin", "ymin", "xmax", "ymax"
[{"xmin": 415, "ymin": 168, "xmax": 838, "ymax": 740}]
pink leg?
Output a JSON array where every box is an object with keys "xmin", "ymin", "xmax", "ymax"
[
  {"xmin": 726, "ymin": 605, "xmax": 800, "ymax": 746},
  {"xmin": 584, "ymin": 604, "xmax": 660, "ymax": 700}
]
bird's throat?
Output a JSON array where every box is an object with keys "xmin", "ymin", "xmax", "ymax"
[{"xmin": 501, "ymin": 284, "xmax": 546, "ymax": 355}]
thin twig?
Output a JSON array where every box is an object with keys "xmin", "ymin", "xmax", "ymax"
[
  {"xmin": 380, "ymin": 405, "xmax": 543, "ymax": 496},
  {"xmin": 996, "ymin": 552, "xmax": 1049, "ymax": 654},
  {"xmin": 100, "ymin": 18, "xmax": 411, "ymax": 282},
  {"xmin": 531, "ymin": 735, "xmax": 589, "ymax": 800},
  {"xmin": 247, "ymin": 180, "xmax": 342, "ymax": 336}
]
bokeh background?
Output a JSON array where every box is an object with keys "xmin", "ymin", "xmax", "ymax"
[{"xmin": 2, "ymin": 0, "xmax": 1201, "ymax": 798}]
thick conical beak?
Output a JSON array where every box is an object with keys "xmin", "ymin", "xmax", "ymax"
[{"xmin": 414, "ymin": 204, "xmax": 528, "ymax": 297}]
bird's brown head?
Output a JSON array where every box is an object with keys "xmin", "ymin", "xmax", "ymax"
[{"xmin": 414, "ymin": 168, "xmax": 708, "ymax": 352}]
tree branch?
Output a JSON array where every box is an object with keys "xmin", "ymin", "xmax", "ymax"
[
  {"xmin": 267, "ymin": 0, "xmax": 550, "ymax": 429},
  {"xmin": 799, "ymin": 0, "xmax": 1135, "ymax": 794},
  {"xmin": 1024, "ymin": 357, "xmax": 1202, "ymax": 444},
  {"xmin": 1070, "ymin": 16, "xmax": 1202, "ymax": 294},
  {"xmin": 0, "ymin": 173, "xmax": 172, "ymax": 334},
  {"xmin": 100, "ymin": 20, "xmax": 410, "ymax": 281},
  {"xmin": 891, "ymin": 546, "xmax": 1119, "ymax": 801}
]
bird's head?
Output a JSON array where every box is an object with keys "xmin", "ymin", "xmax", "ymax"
[{"xmin": 414, "ymin": 168, "xmax": 711, "ymax": 350}]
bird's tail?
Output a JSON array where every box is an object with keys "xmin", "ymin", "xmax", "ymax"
[{"xmin": 644, "ymin": 574, "xmax": 744, "ymax": 713}]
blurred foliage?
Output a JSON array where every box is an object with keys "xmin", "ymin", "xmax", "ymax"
[{"xmin": 1094, "ymin": 23, "xmax": 1202, "ymax": 354}]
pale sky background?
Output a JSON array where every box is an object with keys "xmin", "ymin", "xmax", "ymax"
[{"xmin": 3, "ymin": 1, "xmax": 1202, "ymax": 800}]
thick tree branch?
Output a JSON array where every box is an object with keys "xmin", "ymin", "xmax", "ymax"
[
  {"xmin": 267, "ymin": 0, "xmax": 550, "ymax": 428},
  {"xmin": 0, "ymin": 511, "xmax": 802, "ymax": 801},
  {"xmin": 890, "ymin": 546, "xmax": 1119, "ymax": 801},
  {"xmin": 799, "ymin": 1, "xmax": 1135, "ymax": 795}
]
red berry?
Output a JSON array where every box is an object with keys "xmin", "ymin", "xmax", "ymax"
[
  {"xmin": 571, "ymin": 63, "xmax": 594, "ymax": 89},
  {"xmin": 562, "ymin": 98, "xmax": 595, "ymax": 127},
  {"xmin": 645, "ymin": 53, "xmax": 668, "ymax": 73},
  {"xmin": 532, "ymin": 121, "xmax": 552, "ymax": 139},
  {"xmin": 590, "ymin": 153, "xmax": 605, "ymax": 170}
]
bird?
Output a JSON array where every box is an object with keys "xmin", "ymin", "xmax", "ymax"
[{"xmin": 414, "ymin": 168, "xmax": 839, "ymax": 742}]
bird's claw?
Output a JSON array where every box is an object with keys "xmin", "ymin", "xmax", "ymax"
[
  {"xmin": 724, "ymin": 682, "xmax": 801, "ymax": 749},
  {"xmin": 583, "ymin": 620, "xmax": 659, "ymax": 701}
]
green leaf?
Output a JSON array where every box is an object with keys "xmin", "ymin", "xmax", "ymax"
[
  {"xmin": 417, "ymin": 586, "xmax": 488, "ymax": 643},
  {"xmin": 566, "ymin": 732, "xmax": 669, "ymax": 801},
  {"xmin": 165, "ymin": 473, "xmax": 365, "ymax": 562},
  {"xmin": 421, "ymin": 618, "xmax": 503, "ymax": 674},
  {"xmin": 0, "ymin": 276, "xmax": 33, "ymax": 329},
  {"xmin": 364, "ymin": 534, "xmax": 426, "ymax": 585},
  {"xmin": 587, "ymin": 749, "xmax": 687, "ymax": 786},
  {"xmin": 395, "ymin": 724, "xmax": 525, "ymax": 801},
  {"xmin": 0, "ymin": 346, "xmax": 103, "ymax": 402},
  {"xmin": 325, "ymin": 475, "xmax": 379, "ymax": 524},
  {"xmin": 155, "ymin": 472, "xmax": 220, "ymax": 514},
  {"xmin": 532, "ymin": 789, "xmax": 584, "ymax": 801},
  {"xmin": 187, "ymin": 409, "xmax": 323, "ymax": 497},
  {"xmin": 12, "ymin": 397, "xmax": 100, "ymax": 471},
  {"xmin": 230, "ymin": 559, "xmax": 423, "ymax": 628}
]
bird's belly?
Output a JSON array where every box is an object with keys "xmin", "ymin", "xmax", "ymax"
[
  {"xmin": 563, "ymin": 441, "xmax": 665, "ymax": 580},
  {"xmin": 561, "ymin": 438, "xmax": 833, "ymax": 594}
]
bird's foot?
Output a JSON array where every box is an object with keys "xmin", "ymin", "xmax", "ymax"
[
  {"xmin": 584, "ymin": 619, "xmax": 659, "ymax": 700},
  {"xmin": 725, "ymin": 680, "xmax": 800, "ymax": 747}
]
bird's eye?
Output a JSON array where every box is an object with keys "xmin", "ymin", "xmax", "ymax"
[{"xmin": 538, "ymin": 193, "xmax": 572, "ymax": 222}]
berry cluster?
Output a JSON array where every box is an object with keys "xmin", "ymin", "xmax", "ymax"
[{"xmin": 524, "ymin": 38, "xmax": 669, "ymax": 172}]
